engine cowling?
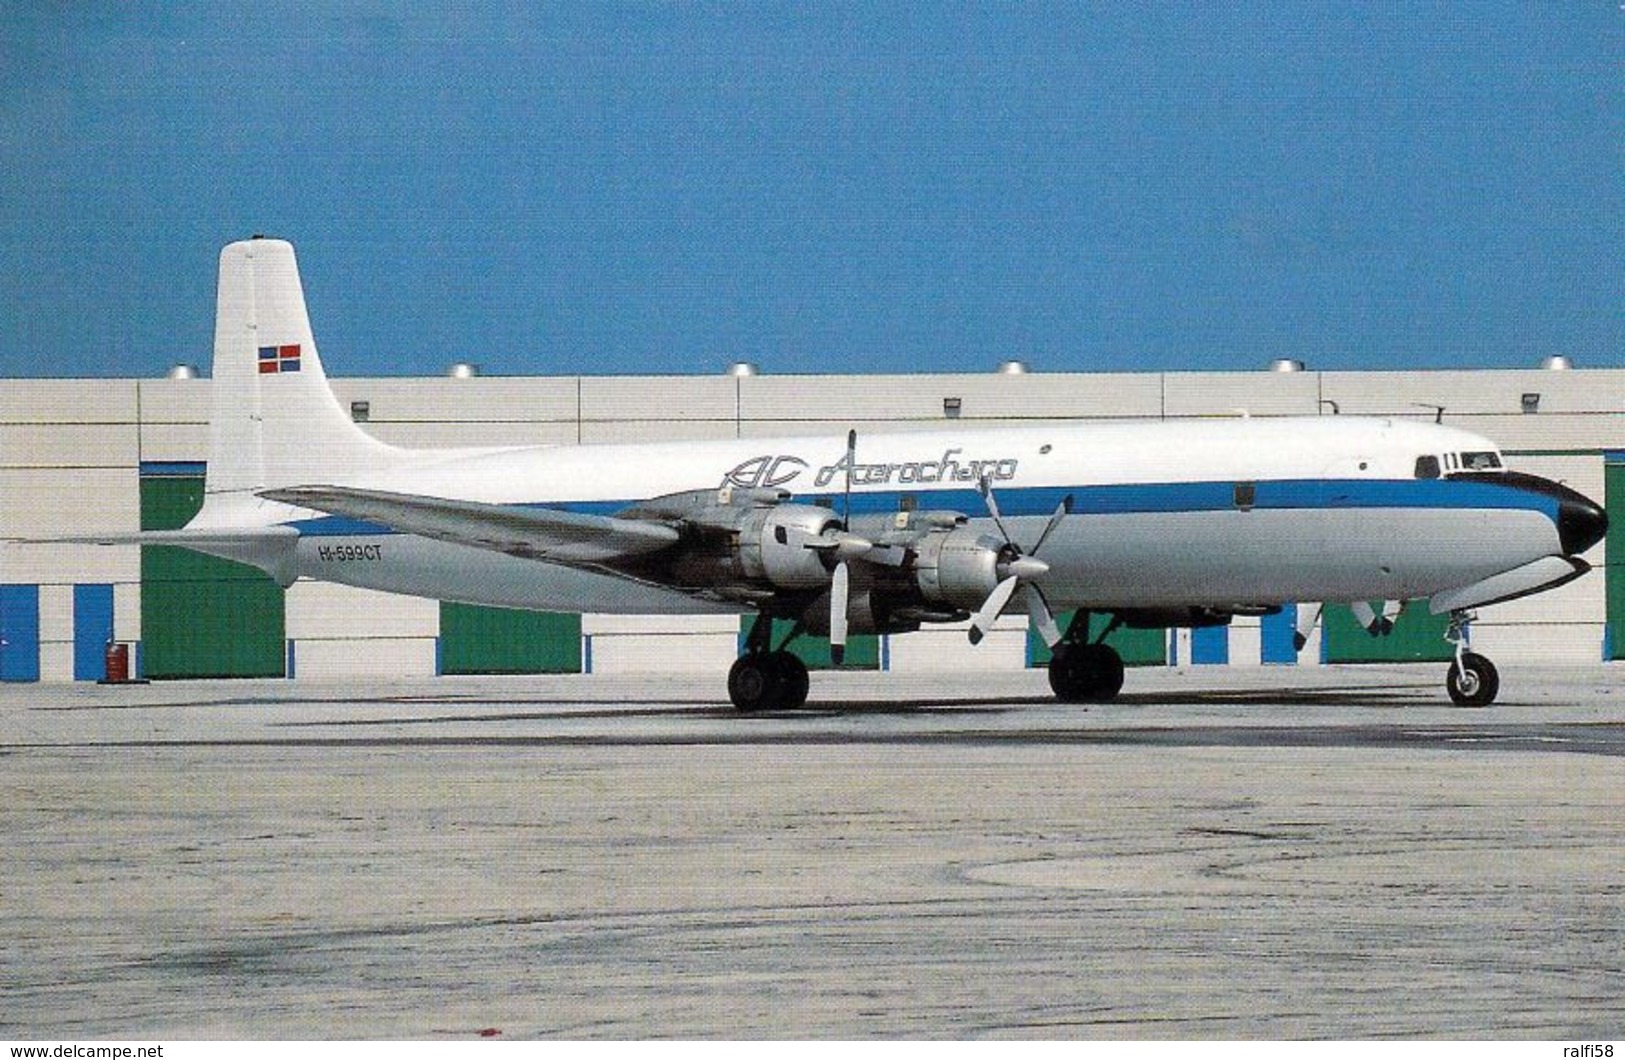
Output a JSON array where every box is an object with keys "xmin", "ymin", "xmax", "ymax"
[
  {"xmin": 658, "ymin": 498, "xmax": 1018, "ymax": 632},
  {"xmin": 908, "ymin": 525, "xmax": 1007, "ymax": 611},
  {"xmin": 854, "ymin": 523, "xmax": 1007, "ymax": 623},
  {"xmin": 736, "ymin": 504, "xmax": 840, "ymax": 589}
]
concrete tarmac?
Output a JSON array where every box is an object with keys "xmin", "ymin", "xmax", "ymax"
[{"xmin": 2, "ymin": 664, "xmax": 1622, "ymax": 1039}]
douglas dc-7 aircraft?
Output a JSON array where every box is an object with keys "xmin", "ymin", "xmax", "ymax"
[{"xmin": 53, "ymin": 238, "xmax": 1610, "ymax": 709}]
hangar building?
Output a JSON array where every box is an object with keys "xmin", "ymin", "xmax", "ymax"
[{"xmin": 2, "ymin": 361, "xmax": 1621, "ymax": 683}]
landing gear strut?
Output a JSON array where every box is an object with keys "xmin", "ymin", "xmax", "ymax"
[
  {"xmin": 1444, "ymin": 609, "xmax": 1499, "ymax": 708},
  {"xmin": 1047, "ymin": 613, "xmax": 1125, "ymax": 703},
  {"xmin": 729, "ymin": 616, "xmax": 811, "ymax": 712}
]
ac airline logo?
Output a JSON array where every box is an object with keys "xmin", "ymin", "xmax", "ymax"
[
  {"xmin": 722, "ymin": 448, "xmax": 1019, "ymax": 491},
  {"xmin": 722, "ymin": 455, "xmax": 807, "ymax": 490}
]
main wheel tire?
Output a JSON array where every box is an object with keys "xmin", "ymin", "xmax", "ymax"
[
  {"xmin": 1048, "ymin": 643, "xmax": 1125, "ymax": 703},
  {"xmin": 1047, "ymin": 649, "xmax": 1086, "ymax": 702},
  {"xmin": 728, "ymin": 652, "xmax": 811, "ymax": 712},
  {"xmin": 769, "ymin": 651, "xmax": 810, "ymax": 710},
  {"xmin": 1446, "ymin": 651, "xmax": 1499, "ymax": 708},
  {"xmin": 1091, "ymin": 644, "xmax": 1126, "ymax": 700},
  {"xmin": 728, "ymin": 656, "xmax": 776, "ymax": 712}
]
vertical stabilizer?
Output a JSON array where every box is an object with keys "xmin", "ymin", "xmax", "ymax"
[{"xmin": 204, "ymin": 238, "xmax": 399, "ymax": 507}]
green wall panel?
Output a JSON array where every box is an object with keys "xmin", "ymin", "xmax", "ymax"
[
  {"xmin": 1608, "ymin": 463, "xmax": 1624, "ymax": 660},
  {"xmin": 440, "ymin": 603, "xmax": 582, "ymax": 674},
  {"xmin": 1323, "ymin": 601, "xmax": 1452, "ymax": 663},
  {"xmin": 739, "ymin": 616, "xmax": 880, "ymax": 670},
  {"xmin": 1028, "ymin": 612, "xmax": 1167, "ymax": 667},
  {"xmin": 140, "ymin": 476, "xmax": 285, "ymax": 679},
  {"xmin": 141, "ymin": 475, "xmax": 206, "ymax": 533}
]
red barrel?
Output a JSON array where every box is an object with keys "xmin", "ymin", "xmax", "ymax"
[{"xmin": 104, "ymin": 642, "xmax": 130, "ymax": 683}]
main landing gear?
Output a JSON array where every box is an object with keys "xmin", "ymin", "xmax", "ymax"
[
  {"xmin": 1046, "ymin": 613, "xmax": 1125, "ymax": 703},
  {"xmin": 728, "ymin": 651, "xmax": 810, "ymax": 712},
  {"xmin": 729, "ymin": 616, "xmax": 811, "ymax": 712},
  {"xmin": 1444, "ymin": 609, "xmax": 1499, "ymax": 707}
]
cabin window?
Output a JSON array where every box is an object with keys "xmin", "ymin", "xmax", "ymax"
[
  {"xmin": 1414, "ymin": 455, "xmax": 1441, "ymax": 480},
  {"xmin": 1460, "ymin": 451, "xmax": 1502, "ymax": 471}
]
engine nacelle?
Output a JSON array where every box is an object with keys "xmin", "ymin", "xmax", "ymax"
[
  {"xmin": 903, "ymin": 525, "xmax": 1007, "ymax": 612},
  {"xmin": 736, "ymin": 504, "xmax": 840, "ymax": 590}
]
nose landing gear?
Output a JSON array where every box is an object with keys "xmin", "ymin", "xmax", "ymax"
[{"xmin": 1444, "ymin": 610, "xmax": 1499, "ymax": 707}]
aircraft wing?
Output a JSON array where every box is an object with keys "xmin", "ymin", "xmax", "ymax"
[{"xmin": 261, "ymin": 485, "xmax": 681, "ymax": 564}]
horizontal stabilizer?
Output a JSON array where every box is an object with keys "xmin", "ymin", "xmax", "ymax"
[
  {"xmin": 8, "ymin": 527, "xmax": 298, "ymax": 549},
  {"xmin": 1428, "ymin": 555, "xmax": 1589, "ymax": 615},
  {"xmin": 262, "ymin": 485, "xmax": 681, "ymax": 564},
  {"xmin": 5, "ymin": 526, "xmax": 300, "ymax": 585}
]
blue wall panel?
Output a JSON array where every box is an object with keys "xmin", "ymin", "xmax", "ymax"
[
  {"xmin": 73, "ymin": 584, "xmax": 115, "ymax": 681},
  {"xmin": 1261, "ymin": 604, "xmax": 1300, "ymax": 665},
  {"xmin": 1191, "ymin": 624, "xmax": 1229, "ymax": 665},
  {"xmin": 1, "ymin": 585, "xmax": 41, "ymax": 683}
]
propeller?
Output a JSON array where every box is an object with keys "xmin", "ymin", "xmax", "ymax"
[
  {"xmin": 968, "ymin": 477, "xmax": 1072, "ymax": 646},
  {"xmin": 830, "ymin": 429, "xmax": 858, "ymax": 665},
  {"xmin": 787, "ymin": 429, "xmax": 882, "ymax": 667}
]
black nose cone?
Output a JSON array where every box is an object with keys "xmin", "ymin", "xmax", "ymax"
[{"xmin": 1558, "ymin": 496, "xmax": 1607, "ymax": 556}]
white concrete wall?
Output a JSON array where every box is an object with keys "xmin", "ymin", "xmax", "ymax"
[
  {"xmin": 887, "ymin": 617, "xmax": 1031, "ymax": 673},
  {"xmin": 285, "ymin": 581, "xmax": 439, "ymax": 679},
  {"xmin": 2, "ymin": 384, "xmax": 145, "ymax": 681},
  {"xmin": 583, "ymin": 613, "xmax": 741, "ymax": 674}
]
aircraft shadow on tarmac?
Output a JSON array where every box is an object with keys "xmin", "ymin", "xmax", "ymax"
[
  {"xmin": 274, "ymin": 681, "xmax": 1452, "ymax": 729},
  {"xmin": 765, "ymin": 684, "xmax": 1446, "ymax": 716}
]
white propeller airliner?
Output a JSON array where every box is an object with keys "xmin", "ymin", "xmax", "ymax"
[{"xmin": 56, "ymin": 239, "xmax": 1611, "ymax": 709}]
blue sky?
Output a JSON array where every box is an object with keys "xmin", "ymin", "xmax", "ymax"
[{"xmin": 1, "ymin": 3, "xmax": 1618, "ymax": 379}]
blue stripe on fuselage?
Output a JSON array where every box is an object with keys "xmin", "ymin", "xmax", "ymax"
[{"xmin": 283, "ymin": 476, "xmax": 1561, "ymax": 537}]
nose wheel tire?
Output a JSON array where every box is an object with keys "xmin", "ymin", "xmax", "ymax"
[
  {"xmin": 1446, "ymin": 651, "xmax": 1499, "ymax": 708},
  {"xmin": 729, "ymin": 651, "xmax": 810, "ymax": 712}
]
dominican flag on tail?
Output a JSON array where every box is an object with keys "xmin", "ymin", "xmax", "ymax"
[{"xmin": 258, "ymin": 344, "xmax": 302, "ymax": 374}]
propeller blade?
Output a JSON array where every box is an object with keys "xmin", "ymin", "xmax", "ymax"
[
  {"xmin": 1028, "ymin": 495, "xmax": 1073, "ymax": 556},
  {"xmin": 841, "ymin": 429, "xmax": 857, "ymax": 531},
  {"xmin": 1350, "ymin": 600, "xmax": 1394, "ymax": 636},
  {"xmin": 830, "ymin": 560, "xmax": 850, "ymax": 665},
  {"xmin": 968, "ymin": 574, "xmax": 1020, "ymax": 646},
  {"xmin": 1294, "ymin": 602, "xmax": 1323, "ymax": 652},
  {"xmin": 977, "ymin": 474, "xmax": 1015, "ymax": 546},
  {"xmin": 1022, "ymin": 584, "xmax": 1062, "ymax": 649}
]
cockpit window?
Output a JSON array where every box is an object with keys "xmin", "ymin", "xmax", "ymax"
[
  {"xmin": 1414, "ymin": 455, "xmax": 1441, "ymax": 480},
  {"xmin": 1460, "ymin": 451, "xmax": 1502, "ymax": 471}
]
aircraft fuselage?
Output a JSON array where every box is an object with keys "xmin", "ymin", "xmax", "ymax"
[{"xmin": 268, "ymin": 415, "xmax": 1594, "ymax": 617}]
